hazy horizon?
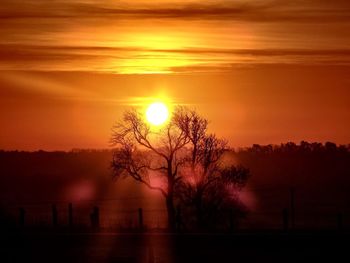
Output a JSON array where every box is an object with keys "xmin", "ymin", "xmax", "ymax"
[{"xmin": 1, "ymin": 139, "xmax": 349, "ymax": 152}]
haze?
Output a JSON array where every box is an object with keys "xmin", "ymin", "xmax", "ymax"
[{"xmin": 1, "ymin": 0, "xmax": 349, "ymax": 150}]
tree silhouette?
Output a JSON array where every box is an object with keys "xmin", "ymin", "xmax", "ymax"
[
  {"xmin": 111, "ymin": 107, "xmax": 251, "ymax": 231},
  {"xmin": 174, "ymin": 108, "xmax": 251, "ymax": 229},
  {"xmin": 111, "ymin": 108, "xmax": 190, "ymax": 230}
]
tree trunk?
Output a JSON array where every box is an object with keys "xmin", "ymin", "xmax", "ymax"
[
  {"xmin": 195, "ymin": 198, "xmax": 204, "ymax": 230},
  {"xmin": 165, "ymin": 194, "xmax": 176, "ymax": 231},
  {"xmin": 165, "ymin": 158, "xmax": 176, "ymax": 232}
]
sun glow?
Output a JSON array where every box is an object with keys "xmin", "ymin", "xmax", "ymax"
[{"xmin": 146, "ymin": 102, "xmax": 169, "ymax": 126}]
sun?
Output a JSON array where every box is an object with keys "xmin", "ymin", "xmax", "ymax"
[{"xmin": 146, "ymin": 102, "xmax": 169, "ymax": 126}]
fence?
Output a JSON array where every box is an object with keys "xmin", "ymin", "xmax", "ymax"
[
  {"xmin": 1, "ymin": 200, "xmax": 168, "ymax": 230},
  {"xmin": 1, "ymin": 188, "xmax": 349, "ymax": 231}
]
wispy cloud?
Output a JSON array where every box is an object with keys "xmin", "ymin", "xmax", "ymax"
[
  {"xmin": 1, "ymin": 44, "xmax": 350, "ymax": 73},
  {"xmin": 1, "ymin": 0, "xmax": 350, "ymax": 22},
  {"xmin": 1, "ymin": 0, "xmax": 350, "ymax": 20},
  {"xmin": 1, "ymin": 0, "xmax": 350, "ymax": 73}
]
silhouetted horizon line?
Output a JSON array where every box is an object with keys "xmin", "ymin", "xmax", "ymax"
[{"xmin": 1, "ymin": 140, "xmax": 349, "ymax": 153}]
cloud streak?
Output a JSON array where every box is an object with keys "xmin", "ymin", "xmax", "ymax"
[
  {"xmin": 1, "ymin": 44, "xmax": 350, "ymax": 73},
  {"xmin": 1, "ymin": 1, "xmax": 350, "ymax": 22},
  {"xmin": 1, "ymin": 0, "xmax": 350, "ymax": 73}
]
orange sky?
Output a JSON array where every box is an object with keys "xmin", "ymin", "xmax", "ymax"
[{"xmin": 0, "ymin": 0, "xmax": 350, "ymax": 150}]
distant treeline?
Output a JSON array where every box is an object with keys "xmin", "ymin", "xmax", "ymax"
[
  {"xmin": 238, "ymin": 141, "xmax": 350, "ymax": 154},
  {"xmin": 2, "ymin": 140, "xmax": 349, "ymax": 155},
  {"xmin": 0, "ymin": 142, "xmax": 349, "ymax": 214}
]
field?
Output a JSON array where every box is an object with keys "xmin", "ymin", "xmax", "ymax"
[{"xmin": 1, "ymin": 230, "xmax": 349, "ymax": 263}]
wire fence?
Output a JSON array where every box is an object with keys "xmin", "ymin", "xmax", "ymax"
[{"xmin": 1, "ymin": 194, "xmax": 349, "ymax": 231}]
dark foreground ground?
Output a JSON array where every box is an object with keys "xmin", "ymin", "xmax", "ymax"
[{"xmin": 1, "ymin": 230, "xmax": 349, "ymax": 263}]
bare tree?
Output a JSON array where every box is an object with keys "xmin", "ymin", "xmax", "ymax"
[
  {"xmin": 111, "ymin": 107, "xmax": 251, "ymax": 231},
  {"xmin": 111, "ymin": 109, "xmax": 189, "ymax": 230}
]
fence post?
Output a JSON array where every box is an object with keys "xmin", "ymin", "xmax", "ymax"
[
  {"xmin": 290, "ymin": 187, "xmax": 295, "ymax": 229},
  {"xmin": 229, "ymin": 209, "xmax": 235, "ymax": 232},
  {"xmin": 19, "ymin": 207, "xmax": 25, "ymax": 227},
  {"xmin": 68, "ymin": 203, "xmax": 73, "ymax": 227},
  {"xmin": 94, "ymin": 206, "xmax": 100, "ymax": 229},
  {"xmin": 176, "ymin": 205, "xmax": 184, "ymax": 232},
  {"xmin": 337, "ymin": 212, "xmax": 343, "ymax": 231},
  {"xmin": 283, "ymin": 208, "xmax": 289, "ymax": 231},
  {"xmin": 90, "ymin": 206, "xmax": 100, "ymax": 229},
  {"xmin": 52, "ymin": 204, "xmax": 58, "ymax": 227},
  {"xmin": 138, "ymin": 208, "xmax": 144, "ymax": 230}
]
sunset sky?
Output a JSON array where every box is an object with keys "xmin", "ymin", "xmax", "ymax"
[{"xmin": 1, "ymin": 0, "xmax": 350, "ymax": 150}]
